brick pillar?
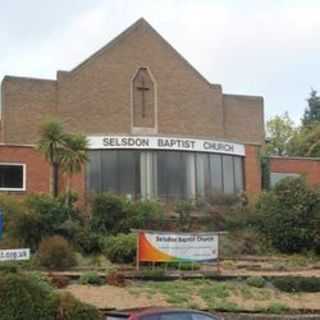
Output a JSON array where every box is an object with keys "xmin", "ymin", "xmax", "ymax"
[{"xmin": 244, "ymin": 144, "xmax": 261, "ymax": 195}]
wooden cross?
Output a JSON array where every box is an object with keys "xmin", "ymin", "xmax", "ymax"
[{"xmin": 137, "ymin": 75, "xmax": 150, "ymax": 118}]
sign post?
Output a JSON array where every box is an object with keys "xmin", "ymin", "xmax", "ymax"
[{"xmin": 0, "ymin": 209, "xmax": 3, "ymax": 240}]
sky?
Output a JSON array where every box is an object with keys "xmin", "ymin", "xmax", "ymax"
[{"xmin": 1, "ymin": 0, "xmax": 319, "ymax": 124}]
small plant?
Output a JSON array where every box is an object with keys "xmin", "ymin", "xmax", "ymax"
[
  {"xmin": 106, "ymin": 271, "xmax": 126, "ymax": 287},
  {"xmin": 48, "ymin": 273, "xmax": 70, "ymax": 289},
  {"xmin": 264, "ymin": 302, "xmax": 289, "ymax": 314},
  {"xmin": 38, "ymin": 235, "xmax": 77, "ymax": 270},
  {"xmin": 246, "ymin": 276, "xmax": 266, "ymax": 288},
  {"xmin": 79, "ymin": 272, "xmax": 104, "ymax": 286}
]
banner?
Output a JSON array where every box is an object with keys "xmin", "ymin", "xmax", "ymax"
[
  {"xmin": 0, "ymin": 249, "xmax": 30, "ymax": 262},
  {"xmin": 138, "ymin": 231, "xmax": 218, "ymax": 262}
]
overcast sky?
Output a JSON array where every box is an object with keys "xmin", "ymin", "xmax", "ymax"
[{"xmin": 1, "ymin": 0, "xmax": 319, "ymax": 124}]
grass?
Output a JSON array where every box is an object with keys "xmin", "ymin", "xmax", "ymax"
[{"xmin": 128, "ymin": 279, "xmax": 297, "ymax": 314}]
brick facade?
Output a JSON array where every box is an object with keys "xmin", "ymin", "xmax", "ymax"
[
  {"xmin": 244, "ymin": 145, "xmax": 262, "ymax": 195},
  {"xmin": 0, "ymin": 145, "xmax": 50, "ymax": 195},
  {"xmin": 0, "ymin": 18, "xmax": 265, "ymax": 199},
  {"xmin": 270, "ymin": 156, "xmax": 320, "ymax": 187}
]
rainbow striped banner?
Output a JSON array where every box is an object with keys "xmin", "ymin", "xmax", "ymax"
[{"xmin": 138, "ymin": 231, "xmax": 218, "ymax": 263}]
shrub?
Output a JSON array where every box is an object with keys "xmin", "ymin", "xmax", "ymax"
[
  {"xmin": 175, "ymin": 201, "xmax": 194, "ymax": 231},
  {"xmin": 4, "ymin": 193, "xmax": 84, "ymax": 252},
  {"xmin": 246, "ymin": 276, "xmax": 266, "ymax": 288},
  {"xmin": 128, "ymin": 199, "xmax": 165, "ymax": 230},
  {"xmin": 79, "ymin": 272, "xmax": 104, "ymax": 286},
  {"xmin": 255, "ymin": 177, "xmax": 320, "ymax": 253},
  {"xmin": 57, "ymin": 292, "xmax": 101, "ymax": 320},
  {"xmin": 106, "ymin": 271, "xmax": 126, "ymax": 287},
  {"xmin": 103, "ymin": 233, "xmax": 136, "ymax": 263},
  {"xmin": 38, "ymin": 236, "xmax": 77, "ymax": 270},
  {"xmin": 58, "ymin": 220, "xmax": 101, "ymax": 254},
  {"xmin": 0, "ymin": 271, "xmax": 57, "ymax": 320},
  {"xmin": 90, "ymin": 193, "xmax": 129, "ymax": 234},
  {"xmin": 272, "ymin": 276, "xmax": 320, "ymax": 293}
]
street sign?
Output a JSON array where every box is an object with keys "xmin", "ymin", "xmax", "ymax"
[{"xmin": 0, "ymin": 249, "xmax": 30, "ymax": 262}]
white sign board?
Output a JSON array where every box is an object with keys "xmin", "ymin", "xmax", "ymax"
[
  {"xmin": 0, "ymin": 248, "xmax": 30, "ymax": 262},
  {"xmin": 139, "ymin": 232, "xmax": 218, "ymax": 262},
  {"xmin": 88, "ymin": 135, "xmax": 245, "ymax": 156}
]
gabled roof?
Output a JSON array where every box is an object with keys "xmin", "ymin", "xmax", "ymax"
[{"xmin": 70, "ymin": 18, "xmax": 216, "ymax": 87}]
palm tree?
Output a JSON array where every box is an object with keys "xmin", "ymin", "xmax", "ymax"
[
  {"xmin": 37, "ymin": 120, "xmax": 66, "ymax": 197},
  {"xmin": 61, "ymin": 134, "xmax": 89, "ymax": 201}
]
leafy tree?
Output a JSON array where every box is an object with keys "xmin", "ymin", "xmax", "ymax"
[
  {"xmin": 302, "ymin": 89, "xmax": 320, "ymax": 127},
  {"xmin": 37, "ymin": 120, "xmax": 66, "ymax": 197},
  {"xmin": 264, "ymin": 112, "xmax": 295, "ymax": 156},
  {"xmin": 288, "ymin": 123, "xmax": 320, "ymax": 157}
]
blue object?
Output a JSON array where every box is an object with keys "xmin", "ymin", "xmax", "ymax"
[{"xmin": 0, "ymin": 209, "xmax": 3, "ymax": 240}]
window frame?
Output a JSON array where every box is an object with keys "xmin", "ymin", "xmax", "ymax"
[{"xmin": 0, "ymin": 162, "xmax": 26, "ymax": 192}]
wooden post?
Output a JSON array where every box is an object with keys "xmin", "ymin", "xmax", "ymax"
[
  {"xmin": 136, "ymin": 232, "xmax": 140, "ymax": 272},
  {"xmin": 217, "ymin": 234, "xmax": 221, "ymax": 274}
]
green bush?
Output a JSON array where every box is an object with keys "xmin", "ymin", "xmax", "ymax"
[
  {"xmin": 90, "ymin": 193, "xmax": 129, "ymax": 234},
  {"xmin": 255, "ymin": 177, "xmax": 320, "ymax": 253},
  {"xmin": 4, "ymin": 193, "xmax": 84, "ymax": 252},
  {"xmin": 102, "ymin": 233, "xmax": 136, "ymax": 263},
  {"xmin": 79, "ymin": 272, "xmax": 104, "ymax": 285},
  {"xmin": 90, "ymin": 193, "xmax": 166, "ymax": 235},
  {"xmin": 38, "ymin": 235, "xmax": 77, "ymax": 270},
  {"xmin": 128, "ymin": 199, "xmax": 165, "ymax": 230},
  {"xmin": 246, "ymin": 276, "xmax": 266, "ymax": 288},
  {"xmin": 57, "ymin": 292, "xmax": 101, "ymax": 320},
  {"xmin": 0, "ymin": 271, "xmax": 57, "ymax": 320},
  {"xmin": 272, "ymin": 276, "xmax": 320, "ymax": 292}
]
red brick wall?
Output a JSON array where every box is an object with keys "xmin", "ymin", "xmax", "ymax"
[
  {"xmin": 0, "ymin": 145, "xmax": 50, "ymax": 195},
  {"xmin": 270, "ymin": 157, "xmax": 320, "ymax": 187},
  {"xmin": 244, "ymin": 145, "xmax": 262, "ymax": 194}
]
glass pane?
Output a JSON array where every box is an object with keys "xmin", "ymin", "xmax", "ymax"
[
  {"xmin": 0, "ymin": 165, "xmax": 23, "ymax": 189},
  {"xmin": 195, "ymin": 153, "xmax": 210, "ymax": 197},
  {"xmin": 101, "ymin": 150, "xmax": 118, "ymax": 193},
  {"xmin": 234, "ymin": 157, "xmax": 244, "ymax": 193},
  {"xmin": 157, "ymin": 151, "xmax": 186, "ymax": 200},
  {"xmin": 223, "ymin": 155, "xmax": 234, "ymax": 193},
  {"xmin": 140, "ymin": 151, "xmax": 157, "ymax": 199},
  {"xmin": 160, "ymin": 313, "xmax": 192, "ymax": 320},
  {"xmin": 209, "ymin": 154, "xmax": 223, "ymax": 193},
  {"xmin": 192, "ymin": 314, "xmax": 218, "ymax": 320},
  {"xmin": 87, "ymin": 151, "xmax": 102, "ymax": 193},
  {"xmin": 118, "ymin": 151, "xmax": 140, "ymax": 197}
]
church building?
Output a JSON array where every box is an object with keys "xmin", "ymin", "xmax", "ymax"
[{"xmin": 0, "ymin": 18, "xmax": 264, "ymax": 201}]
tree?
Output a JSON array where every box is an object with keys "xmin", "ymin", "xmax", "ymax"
[
  {"xmin": 288, "ymin": 123, "xmax": 320, "ymax": 157},
  {"xmin": 61, "ymin": 134, "xmax": 88, "ymax": 201},
  {"xmin": 264, "ymin": 112, "xmax": 295, "ymax": 156},
  {"xmin": 37, "ymin": 120, "xmax": 66, "ymax": 197},
  {"xmin": 302, "ymin": 89, "xmax": 320, "ymax": 127},
  {"xmin": 37, "ymin": 120, "xmax": 88, "ymax": 198}
]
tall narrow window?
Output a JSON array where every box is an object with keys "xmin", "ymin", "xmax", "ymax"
[{"xmin": 132, "ymin": 67, "xmax": 155, "ymax": 128}]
